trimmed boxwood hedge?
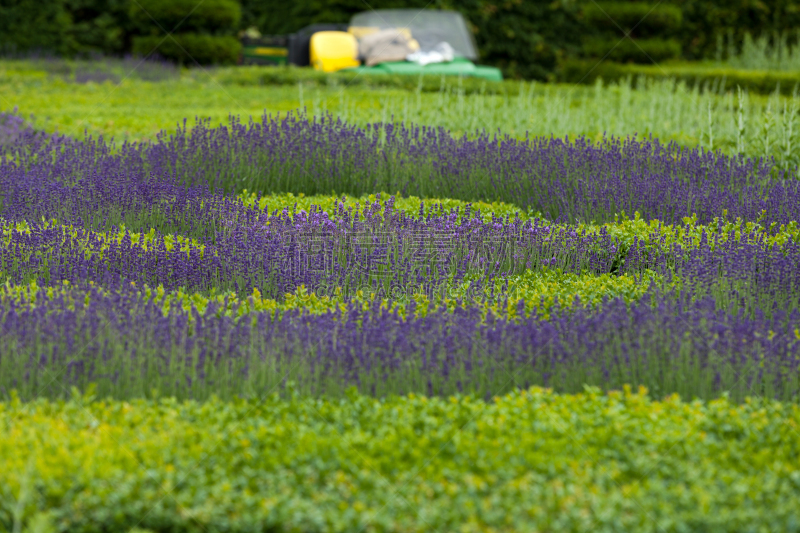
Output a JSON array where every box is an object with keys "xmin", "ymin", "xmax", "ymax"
[
  {"xmin": 581, "ymin": 37, "xmax": 683, "ymax": 64},
  {"xmin": 132, "ymin": 33, "xmax": 240, "ymax": 66},
  {"xmin": 128, "ymin": 0, "xmax": 241, "ymax": 35},
  {"xmin": 581, "ymin": 1, "xmax": 683, "ymax": 36},
  {"xmin": 558, "ymin": 59, "xmax": 800, "ymax": 96}
]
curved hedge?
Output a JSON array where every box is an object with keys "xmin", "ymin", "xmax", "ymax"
[
  {"xmin": 128, "ymin": 0, "xmax": 241, "ymax": 35},
  {"xmin": 131, "ymin": 33, "xmax": 240, "ymax": 65},
  {"xmin": 557, "ymin": 59, "xmax": 800, "ymax": 96}
]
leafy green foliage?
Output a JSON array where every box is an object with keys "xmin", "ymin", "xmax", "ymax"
[
  {"xmin": 128, "ymin": 0, "xmax": 241, "ymax": 36},
  {"xmin": 577, "ymin": 1, "xmax": 682, "ymax": 64},
  {"xmin": 3, "ymin": 388, "xmax": 800, "ymax": 532},
  {"xmin": 558, "ymin": 59, "xmax": 800, "ymax": 96},
  {"xmin": 0, "ymin": 0, "xmax": 74, "ymax": 56},
  {"xmin": 668, "ymin": 0, "xmax": 800, "ymax": 61},
  {"xmin": 131, "ymin": 34, "xmax": 241, "ymax": 66},
  {"xmin": 64, "ymin": 0, "xmax": 133, "ymax": 55},
  {"xmin": 722, "ymin": 30, "xmax": 800, "ymax": 72},
  {"xmin": 450, "ymin": 0, "xmax": 585, "ymax": 81},
  {"xmin": 580, "ymin": 37, "xmax": 682, "ymax": 64},
  {"xmin": 581, "ymin": 2, "xmax": 683, "ymax": 35}
]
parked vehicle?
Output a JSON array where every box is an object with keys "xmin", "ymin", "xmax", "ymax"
[{"xmin": 240, "ymin": 10, "xmax": 502, "ymax": 81}]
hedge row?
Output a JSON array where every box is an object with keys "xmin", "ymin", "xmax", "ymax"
[
  {"xmin": 581, "ymin": 37, "xmax": 683, "ymax": 64},
  {"xmin": 207, "ymin": 64, "xmax": 515, "ymax": 93},
  {"xmin": 5, "ymin": 0, "xmax": 800, "ymax": 77},
  {"xmin": 128, "ymin": 0, "xmax": 241, "ymax": 35},
  {"xmin": 132, "ymin": 34, "xmax": 241, "ymax": 66},
  {"xmin": 3, "ymin": 388, "xmax": 800, "ymax": 533},
  {"xmin": 558, "ymin": 59, "xmax": 800, "ymax": 96},
  {"xmin": 580, "ymin": 1, "xmax": 683, "ymax": 35},
  {"xmin": 0, "ymin": 0, "xmax": 241, "ymax": 65}
]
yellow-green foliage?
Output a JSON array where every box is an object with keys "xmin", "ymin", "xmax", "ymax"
[
  {"xmin": 1, "ymin": 218, "xmax": 208, "ymax": 263},
  {"xmin": 4, "ymin": 193, "xmax": 797, "ymax": 324},
  {"xmin": 244, "ymin": 194, "xmax": 800, "ymax": 250},
  {"xmin": 239, "ymin": 190, "xmax": 540, "ymax": 224},
  {"xmin": 2, "ymin": 386, "xmax": 800, "ymax": 533},
  {"xmin": 0, "ymin": 266, "xmax": 661, "ymax": 324},
  {"xmin": 578, "ymin": 210, "xmax": 800, "ymax": 250},
  {"xmin": 3, "ymin": 198, "xmax": 796, "ymax": 272}
]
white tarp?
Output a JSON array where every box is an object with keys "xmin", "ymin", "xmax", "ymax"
[{"xmin": 406, "ymin": 42, "xmax": 455, "ymax": 66}]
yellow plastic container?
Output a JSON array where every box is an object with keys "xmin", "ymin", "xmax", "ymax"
[{"xmin": 310, "ymin": 31, "xmax": 360, "ymax": 73}]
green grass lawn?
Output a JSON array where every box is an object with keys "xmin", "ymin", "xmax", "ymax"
[{"xmin": 4, "ymin": 58, "xmax": 800, "ymax": 172}]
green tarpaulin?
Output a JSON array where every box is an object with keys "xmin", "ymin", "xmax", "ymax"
[{"xmin": 341, "ymin": 57, "xmax": 502, "ymax": 81}]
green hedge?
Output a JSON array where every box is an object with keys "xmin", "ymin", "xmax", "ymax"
[
  {"xmin": 667, "ymin": 0, "xmax": 800, "ymax": 61},
  {"xmin": 0, "ymin": 0, "xmax": 75, "ymax": 56},
  {"xmin": 581, "ymin": 2, "xmax": 683, "ymax": 35},
  {"xmin": 576, "ymin": 1, "xmax": 682, "ymax": 65},
  {"xmin": 129, "ymin": 0, "xmax": 241, "ymax": 35},
  {"xmin": 7, "ymin": 0, "xmax": 800, "ymax": 80},
  {"xmin": 65, "ymin": 0, "xmax": 133, "ymax": 55},
  {"xmin": 557, "ymin": 59, "xmax": 800, "ymax": 96},
  {"xmin": 3, "ymin": 388, "xmax": 800, "ymax": 533},
  {"xmin": 206, "ymin": 64, "xmax": 516, "ymax": 93},
  {"xmin": 132, "ymin": 33, "xmax": 240, "ymax": 65},
  {"xmin": 582, "ymin": 37, "xmax": 682, "ymax": 63}
]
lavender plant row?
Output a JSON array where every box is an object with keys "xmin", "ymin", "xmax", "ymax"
[
  {"xmin": 2, "ymin": 110, "xmax": 800, "ymax": 230},
  {"xmin": 1, "ymin": 281, "xmax": 798, "ymax": 403},
  {"xmin": 0, "ymin": 197, "xmax": 626, "ymax": 300},
  {"xmin": 4, "ymin": 194, "xmax": 799, "ymax": 316}
]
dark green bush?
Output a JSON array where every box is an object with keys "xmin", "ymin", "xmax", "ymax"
[
  {"xmin": 667, "ymin": 0, "xmax": 800, "ymax": 61},
  {"xmin": 132, "ymin": 33, "xmax": 240, "ymax": 65},
  {"xmin": 129, "ymin": 0, "xmax": 241, "ymax": 35},
  {"xmin": 581, "ymin": 2, "xmax": 683, "ymax": 36},
  {"xmin": 0, "ymin": 0, "xmax": 75, "ymax": 56},
  {"xmin": 65, "ymin": 0, "xmax": 133, "ymax": 55},
  {"xmin": 581, "ymin": 37, "xmax": 682, "ymax": 63},
  {"xmin": 576, "ymin": 1, "xmax": 682, "ymax": 65},
  {"xmin": 557, "ymin": 59, "xmax": 800, "ymax": 96}
]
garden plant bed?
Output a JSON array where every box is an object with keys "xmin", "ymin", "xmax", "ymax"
[{"xmin": 1, "ymin": 59, "xmax": 800, "ymax": 531}]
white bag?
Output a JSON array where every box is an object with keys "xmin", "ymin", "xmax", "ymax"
[{"xmin": 406, "ymin": 42, "xmax": 455, "ymax": 66}]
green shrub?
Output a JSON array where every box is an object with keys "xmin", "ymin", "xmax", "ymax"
[
  {"xmin": 64, "ymin": 0, "xmax": 133, "ymax": 55},
  {"xmin": 581, "ymin": 37, "xmax": 682, "ymax": 63},
  {"xmin": 0, "ymin": 0, "xmax": 75, "ymax": 56},
  {"xmin": 557, "ymin": 59, "xmax": 800, "ymax": 96},
  {"xmin": 667, "ymin": 0, "xmax": 800, "ymax": 61},
  {"xmin": 3, "ymin": 389, "xmax": 800, "ymax": 533},
  {"xmin": 132, "ymin": 33, "xmax": 240, "ymax": 65},
  {"xmin": 581, "ymin": 1, "xmax": 683, "ymax": 36},
  {"xmin": 129, "ymin": 0, "xmax": 241, "ymax": 35},
  {"xmin": 576, "ymin": 1, "xmax": 681, "ymax": 65}
]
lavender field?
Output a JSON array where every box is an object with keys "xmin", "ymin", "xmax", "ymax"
[
  {"xmin": 1, "ymin": 107, "xmax": 799, "ymax": 403},
  {"xmin": 2, "ymin": 87, "xmax": 800, "ymax": 532}
]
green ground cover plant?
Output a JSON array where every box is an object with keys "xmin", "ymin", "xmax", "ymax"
[{"xmin": 2, "ymin": 387, "xmax": 800, "ymax": 533}]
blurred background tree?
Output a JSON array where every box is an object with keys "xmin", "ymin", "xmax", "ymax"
[
  {"xmin": 129, "ymin": 0, "xmax": 242, "ymax": 65},
  {"xmin": 3, "ymin": 0, "xmax": 800, "ymax": 76}
]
